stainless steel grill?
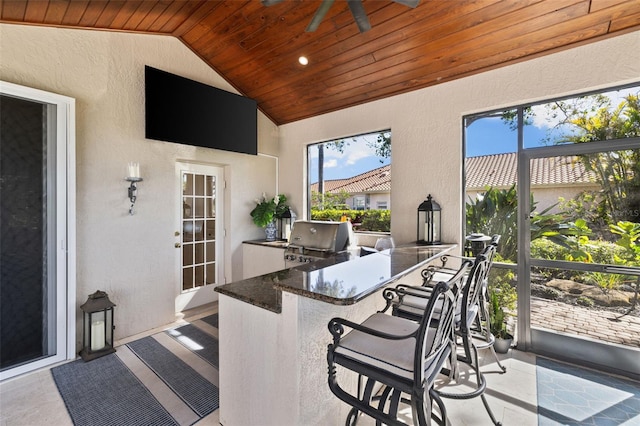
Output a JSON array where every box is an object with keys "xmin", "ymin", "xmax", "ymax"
[{"xmin": 284, "ymin": 221, "xmax": 351, "ymax": 267}]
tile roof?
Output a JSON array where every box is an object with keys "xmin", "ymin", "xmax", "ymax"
[
  {"xmin": 313, "ymin": 154, "xmax": 597, "ymax": 195},
  {"xmin": 465, "ymin": 153, "xmax": 597, "ymax": 189},
  {"xmin": 310, "ymin": 165, "xmax": 390, "ymax": 194}
]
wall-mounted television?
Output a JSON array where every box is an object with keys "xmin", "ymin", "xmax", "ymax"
[{"xmin": 145, "ymin": 66, "xmax": 257, "ymax": 155}]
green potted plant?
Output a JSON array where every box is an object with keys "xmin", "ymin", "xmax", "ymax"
[
  {"xmin": 250, "ymin": 193, "xmax": 288, "ymax": 241},
  {"xmin": 488, "ymin": 278, "xmax": 517, "ymax": 353}
]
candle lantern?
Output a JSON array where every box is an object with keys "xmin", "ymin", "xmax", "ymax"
[
  {"xmin": 279, "ymin": 208, "xmax": 295, "ymax": 241},
  {"xmin": 465, "ymin": 233, "xmax": 492, "ymax": 257},
  {"xmin": 417, "ymin": 194, "xmax": 441, "ymax": 245},
  {"xmin": 80, "ymin": 290, "xmax": 116, "ymax": 361}
]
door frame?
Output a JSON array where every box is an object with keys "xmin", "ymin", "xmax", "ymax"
[
  {"xmin": 0, "ymin": 80, "xmax": 76, "ymax": 381},
  {"xmin": 175, "ymin": 162, "xmax": 225, "ymax": 313}
]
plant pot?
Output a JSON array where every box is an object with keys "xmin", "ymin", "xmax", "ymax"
[
  {"xmin": 265, "ymin": 221, "xmax": 277, "ymax": 242},
  {"xmin": 494, "ymin": 334, "xmax": 513, "ymax": 354}
]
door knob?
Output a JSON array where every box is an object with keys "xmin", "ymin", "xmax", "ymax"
[{"xmin": 175, "ymin": 243, "xmax": 181, "ymax": 248}]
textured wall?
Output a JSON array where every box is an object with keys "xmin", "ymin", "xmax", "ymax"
[
  {"xmin": 0, "ymin": 24, "xmax": 279, "ymax": 345},
  {"xmin": 278, "ymin": 31, "xmax": 640, "ymax": 249}
]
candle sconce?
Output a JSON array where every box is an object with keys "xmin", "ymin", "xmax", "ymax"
[{"xmin": 126, "ymin": 162, "xmax": 143, "ymax": 215}]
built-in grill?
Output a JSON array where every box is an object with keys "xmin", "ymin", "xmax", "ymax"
[{"xmin": 284, "ymin": 221, "xmax": 351, "ymax": 268}]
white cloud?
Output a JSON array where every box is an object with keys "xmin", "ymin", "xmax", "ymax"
[{"xmin": 323, "ymin": 158, "xmax": 338, "ymax": 168}]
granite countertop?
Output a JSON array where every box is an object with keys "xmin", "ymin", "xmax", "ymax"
[
  {"xmin": 215, "ymin": 244, "xmax": 455, "ymax": 313},
  {"xmin": 243, "ymin": 239, "xmax": 289, "ymax": 248}
]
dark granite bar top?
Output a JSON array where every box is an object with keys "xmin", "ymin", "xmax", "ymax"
[
  {"xmin": 243, "ymin": 239, "xmax": 289, "ymax": 248},
  {"xmin": 215, "ymin": 244, "xmax": 455, "ymax": 313}
]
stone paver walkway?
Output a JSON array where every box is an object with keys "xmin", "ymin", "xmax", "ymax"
[{"xmin": 530, "ymin": 297, "xmax": 640, "ymax": 347}]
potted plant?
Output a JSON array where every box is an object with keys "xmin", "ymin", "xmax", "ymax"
[
  {"xmin": 250, "ymin": 193, "xmax": 289, "ymax": 241},
  {"xmin": 488, "ymin": 279, "xmax": 517, "ymax": 353}
]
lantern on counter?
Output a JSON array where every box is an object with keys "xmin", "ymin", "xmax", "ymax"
[
  {"xmin": 80, "ymin": 290, "xmax": 116, "ymax": 361},
  {"xmin": 417, "ymin": 194, "xmax": 441, "ymax": 245},
  {"xmin": 279, "ymin": 208, "xmax": 295, "ymax": 241}
]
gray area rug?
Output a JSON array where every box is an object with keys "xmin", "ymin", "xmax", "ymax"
[
  {"xmin": 127, "ymin": 336, "xmax": 219, "ymax": 418},
  {"xmin": 51, "ymin": 354, "xmax": 179, "ymax": 426},
  {"xmin": 201, "ymin": 313, "xmax": 218, "ymax": 328},
  {"xmin": 167, "ymin": 323, "xmax": 219, "ymax": 368}
]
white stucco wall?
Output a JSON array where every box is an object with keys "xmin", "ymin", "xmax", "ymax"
[
  {"xmin": 0, "ymin": 24, "xmax": 279, "ymax": 345},
  {"xmin": 278, "ymin": 31, "xmax": 640, "ymax": 248}
]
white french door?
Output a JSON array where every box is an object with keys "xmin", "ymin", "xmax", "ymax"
[
  {"xmin": 175, "ymin": 162, "xmax": 224, "ymax": 312},
  {"xmin": 0, "ymin": 81, "xmax": 76, "ymax": 381}
]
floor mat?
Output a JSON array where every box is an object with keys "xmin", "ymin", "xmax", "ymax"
[
  {"xmin": 127, "ymin": 336, "xmax": 219, "ymax": 418},
  {"xmin": 51, "ymin": 354, "xmax": 179, "ymax": 426},
  {"xmin": 166, "ymin": 323, "xmax": 219, "ymax": 368}
]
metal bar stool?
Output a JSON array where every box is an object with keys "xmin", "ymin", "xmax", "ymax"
[
  {"xmin": 381, "ymin": 242, "xmax": 504, "ymax": 425},
  {"xmin": 327, "ymin": 263, "xmax": 470, "ymax": 426}
]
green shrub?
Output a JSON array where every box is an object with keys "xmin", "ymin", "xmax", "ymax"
[
  {"xmin": 530, "ymin": 238, "xmax": 625, "ymax": 264},
  {"xmin": 577, "ymin": 296, "xmax": 595, "ymax": 307},
  {"xmin": 310, "ymin": 209, "xmax": 390, "ymax": 232}
]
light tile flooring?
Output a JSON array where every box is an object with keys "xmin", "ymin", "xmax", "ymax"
[{"xmin": 0, "ymin": 302, "xmax": 633, "ymax": 426}]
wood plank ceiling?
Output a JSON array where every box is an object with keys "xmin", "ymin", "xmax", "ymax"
[{"xmin": 2, "ymin": 0, "xmax": 639, "ymax": 125}]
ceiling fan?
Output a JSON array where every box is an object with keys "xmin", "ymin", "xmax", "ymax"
[{"xmin": 262, "ymin": 0, "xmax": 420, "ymax": 33}]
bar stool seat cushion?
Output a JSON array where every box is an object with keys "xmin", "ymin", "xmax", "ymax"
[{"xmin": 334, "ymin": 313, "xmax": 436, "ymax": 380}]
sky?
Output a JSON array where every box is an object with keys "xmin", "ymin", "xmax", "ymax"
[
  {"xmin": 310, "ymin": 86, "xmax": 638, "ymax": 181},
  {"xmin": 308, "ymin": 132, "xmax": 390, "ymax": 182}
]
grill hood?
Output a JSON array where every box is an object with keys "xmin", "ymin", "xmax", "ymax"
[{"xmin": 288, "ymin": 221, "xmax": 350, "ymax": 252}]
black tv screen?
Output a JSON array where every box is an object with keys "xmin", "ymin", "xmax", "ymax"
[{"xmin": 145, "ymin": 66, "xmax": 257, "ymax": 155}]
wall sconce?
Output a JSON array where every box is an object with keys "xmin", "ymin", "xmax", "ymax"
[
  {"xmin": 417, "ymin": 194, "xmax": 441, "ymax": 245},
  {"xmin": 126, "ymin": 162, "xmax": 143, "ymax": 215}
]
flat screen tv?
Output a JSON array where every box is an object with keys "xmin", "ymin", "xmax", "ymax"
[{"xmin": 145, "ymin": 66, "xmax": 257, "ymax": 155}]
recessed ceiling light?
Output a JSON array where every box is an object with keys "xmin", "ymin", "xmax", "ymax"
[{"xmin": 298, "ymin": 56, "xmax": 309, "ymax": 66}]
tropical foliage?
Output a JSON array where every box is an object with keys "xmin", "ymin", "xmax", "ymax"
[
  {"xmin": 466, "ymin": 185, "xmax": 592, "ymax": 261},
  {"xmin": 250, "ymin": 193, "xmax": 289, "ymax": 228}
]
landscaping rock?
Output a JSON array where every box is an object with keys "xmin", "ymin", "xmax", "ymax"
[
  {"xmin": 547, "ymin": 279, "xmax": 590, "ymax": 294},
  {"xmin": 582, "ymin": 288, "xmax": 631, "ymax": 307}
]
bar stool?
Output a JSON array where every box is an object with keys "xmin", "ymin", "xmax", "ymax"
[
  {"xmin": 381, "ymin": 241, "xmax": 504, "ymax": 425},
  {"xmin": 327, "ymin": 262, "xmax": 470, "ymax": 425}
]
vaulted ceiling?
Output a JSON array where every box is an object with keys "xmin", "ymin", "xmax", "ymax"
[{"xmin": 2, "ymin": 0, "xmax": 639, "ymax": 124}]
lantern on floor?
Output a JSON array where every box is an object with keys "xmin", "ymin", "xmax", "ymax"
[
  {"xmin": 279, "ymin": 208, "xmax": 294, "ymax": 241},
  {"xmin": 80, "ymin": 290, "xmax": 116, "ymax": 361},
  {"xmin": 417, "ymin": 194, "xmax": 441, "ymax": 245}
]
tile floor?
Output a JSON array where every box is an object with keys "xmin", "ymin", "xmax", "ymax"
[{"xmin": 1, "ymin": 302, "xmax": 637, "ymax": 426}]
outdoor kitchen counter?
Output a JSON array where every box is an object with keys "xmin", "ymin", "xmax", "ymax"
[
  {"xmin": 215, "ymin": 244, "xmax": 455, "ymax": 313},
  {"xmin": 216, "ymin": 244, "xmax": 455, "ymax": 426}
]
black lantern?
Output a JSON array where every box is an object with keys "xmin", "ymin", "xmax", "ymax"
[
  {"xmin": 417, "ymin": 194, "xmax": 441, "ymax": 245},
  {"xmin": 80, "ymin": 290, "xmax": 116, "ymax": 361},
  {"xmin": 465, "ymin": 233, "xmax": 491, "ymax": 257},
  {"xmin": 279, "ymin": 208, "xmax": 294, "ymax": 241}
]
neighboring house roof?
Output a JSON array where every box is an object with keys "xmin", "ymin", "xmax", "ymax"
[
  {"xmin": 465, "ymin": 153, "xmax": 597, "ymax": 190},
  {"xmin": 311, "ymin": 165, "xmax": 390, "ymax": 195},
  {"xmin": 314, "ymin": 153, "xmax": 598, "ymax": 195}
]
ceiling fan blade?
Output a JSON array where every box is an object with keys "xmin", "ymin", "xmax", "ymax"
[
  {"xmin": 306, "ymin": 0, "xmax": 335, "ymax": 32},
  {"xmin": 393, "ymin": 0, "xmax": 420, "ymax": 8},
  {"xmin": 347, "ymin": 0, "xmax": 371, "ymax": 33},
  {"xmin": 261, "ymin": 0, "xmax": 284, "ymax": 6}
]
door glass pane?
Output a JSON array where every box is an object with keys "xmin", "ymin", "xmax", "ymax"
[
  {"xmin": 1, "ymin": 95, "xmax": 52, "ymax": 370},
  {"xmin": 181, "ymin": 170, "xmax": 218, "ymax": 291},
  {"xmin": 183, "ymin": 173, "xmax": 193, "ymax": 195}
]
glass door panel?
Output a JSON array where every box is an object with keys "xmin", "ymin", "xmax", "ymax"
[
  {"xmin": 528, "ymin": 148, "xmax": 640, "ymax": 351},
  {"xmin": 181, "ymin": 171, "xmax": 219, "ymax": 292}
]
